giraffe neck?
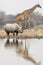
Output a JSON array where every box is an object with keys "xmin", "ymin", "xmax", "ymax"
[{"xmin": 24, "ymin": 5, "xmax": 38, "ymax": 15}]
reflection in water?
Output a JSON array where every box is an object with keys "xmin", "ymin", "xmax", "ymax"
[
  {"xmin": 5, "ymin": 39, "xmax": 40, "ymax": 65},
  {"xmin": 5, "ymin": 38, "xmax": 23, "ymax": 49}
]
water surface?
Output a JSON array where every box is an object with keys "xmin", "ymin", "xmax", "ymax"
[{"xmin": 0, "ymin": 38, "xmax": 43, "ymax": 65}]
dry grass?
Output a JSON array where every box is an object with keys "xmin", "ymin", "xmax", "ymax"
[
  {"xmin": 18, "ymin": 29, "xmax": 43, "ymax": 39},
  {"xmin": 0, "ymin": 29, "xmax": 7, "ymax": 38},
  {"xmin": 0, "ymin": 29, "xmax": 43, "ymax": 38},
  {"xmin": 0, "ymin": 29, "xmax": 15, "ymax": 38}
]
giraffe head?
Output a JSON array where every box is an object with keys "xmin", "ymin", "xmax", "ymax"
[{"xmin": 36, "ymin": 4, "xmax": 41, "ymax": 8}]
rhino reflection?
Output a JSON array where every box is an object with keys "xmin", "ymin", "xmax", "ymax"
[{"xmin": 5, "ymin": 38, "xmax": 23, "ymax": 48}]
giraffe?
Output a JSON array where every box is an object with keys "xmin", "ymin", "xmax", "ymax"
[
  {"xmin": 16, "ymin": 4, "xmax": 41, "ymax": 29},
  {"xmin": 16, "ymin": 4, "xmax": 41, "ymax": 22}
]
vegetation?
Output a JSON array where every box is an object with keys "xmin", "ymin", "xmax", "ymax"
[
  {"xmin": 0, "ymin": 11, "xmax": 43, "ymax": 38},
  {"xmin": 0, "ymin": 11, "xmax": 43, "ymax": 29}
]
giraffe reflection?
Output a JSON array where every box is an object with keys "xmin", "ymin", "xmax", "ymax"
[{"xmin": 5, "ymin": 39, "xmax": 40, "ymax": 65}]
